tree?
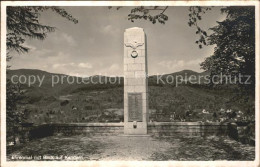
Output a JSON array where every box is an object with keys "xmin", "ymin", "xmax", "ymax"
[
  {"xmin": 6, "ymin": 6, "xmax": 78, "ymax": 144},
  {"xmin": 109, "ymin": 6, "xmax": 169, "ymax": 24},
  {"xmin": 200, "ymin": 7, "xmax": 255, "ymax": 91},
  {"xmin": 6, "ymin": 80, "xmax": 24, "ymax": 144}
]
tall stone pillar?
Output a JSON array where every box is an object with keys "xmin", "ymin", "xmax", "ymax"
[{"xmin": 124, "ymin": 27, "xmax": 148, "ymax": 135}]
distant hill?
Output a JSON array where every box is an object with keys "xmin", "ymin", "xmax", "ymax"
[
  {"xmin": 7, "ymin": 69, "xmax": 124, "ymax": 96},
  {"xmin": 5, "ymin": 68, "xmax": 221, "ymax": 102},
  {"xmin": 7, "ymin": 68, "xmax": 208, "ymax": 95},
  {"xmin": 149, "ymin": 69, "xmax": 210, "ymax": 86},
  {"xmin": 6, "ymin": 69, "xmax": 254, "ymax": 124},
  {"xmin": 168, "ymin": 69, "xmax": 199, "ymax": 76}
]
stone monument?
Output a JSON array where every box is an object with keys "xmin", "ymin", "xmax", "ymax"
[{"xmin": 123, "ymin": 27, "xmax": 148, "ymax": 135}]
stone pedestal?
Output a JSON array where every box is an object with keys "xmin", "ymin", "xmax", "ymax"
[{"xmin": 124, "ymin": 27, "xmax": 148, "ymax": 135}]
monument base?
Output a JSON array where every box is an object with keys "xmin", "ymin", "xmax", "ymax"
[{"xmin": 124, "ymin": 122, "xmax": 147, "ymax": 135}]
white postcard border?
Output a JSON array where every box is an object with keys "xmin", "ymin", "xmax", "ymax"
[{"xmin": 1, "ymin": 1, "xmax": 259, "ymax": 167}]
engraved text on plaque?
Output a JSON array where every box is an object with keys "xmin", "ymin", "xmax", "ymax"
[{"xmin": 128, "ymin": 93, "xmax": 142, "ymax": 122}]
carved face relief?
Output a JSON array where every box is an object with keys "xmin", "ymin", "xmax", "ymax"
[{"xmin": 125, "ymin": 41, "xmax": 144, "ymax": 58}]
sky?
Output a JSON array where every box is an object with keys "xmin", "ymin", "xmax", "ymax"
[{"xmin": 9, "ymin": 6, "xmax": 225, "ymax": 77}]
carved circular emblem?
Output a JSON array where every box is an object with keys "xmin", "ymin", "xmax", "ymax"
[{"xmin": 131, "ymin": 50, "xmax": 138, "ymax": 58}]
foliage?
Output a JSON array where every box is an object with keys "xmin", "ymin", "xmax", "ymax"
[
  {"xmin": 6, "ymin": 6, "xmax": 78, "ymax": 143},
  {"xmin": 188, "ymin": 6, "xmax": 212, "ymax": 48},
  {"xmin": 200, "ymin": 7, "xmax": 255, "ymax": 91},
  {"xmin": 109, "ymin": 6, "xmax": 169, "ymax": 24},
  {"xmin": 6, "ymin": 79, "xmax": 26, "ymax": 143},
  {"xmin": 6, "ymin": 80, "xmax": 24, "ymax": 121}
]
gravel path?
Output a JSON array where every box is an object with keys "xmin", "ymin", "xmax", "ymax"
[
  {"xmin": 89, "ymin": 136, "xmax": 172, "ymax": 160},
  {"xmin": 7, "ymin": 135, "xmax": 255, "ymax": 161}
]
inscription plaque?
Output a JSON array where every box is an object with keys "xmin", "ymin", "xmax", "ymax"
[{"xmin": 128, "ymin": 93, "xmax": 142, "ymax": 122}]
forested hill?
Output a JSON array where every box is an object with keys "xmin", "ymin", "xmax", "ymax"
[{"xmin": 6, "ymin": 69, "xmax": 254, "ymax": 124}]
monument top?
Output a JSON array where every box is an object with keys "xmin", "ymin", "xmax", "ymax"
[{"xmin": 125, "ymin": 27, "xmax": 144, "ymax": 32}]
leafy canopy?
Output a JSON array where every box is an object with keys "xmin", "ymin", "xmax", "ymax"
[{"xmin": 200, "ymin": 7, "xmax": 255, "ymax": 90}]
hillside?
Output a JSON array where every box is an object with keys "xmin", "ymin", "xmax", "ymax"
[{"xmin": 7, "ymin": 69, "xmax": 255, "ymax": 124}]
